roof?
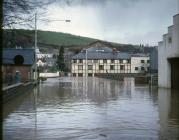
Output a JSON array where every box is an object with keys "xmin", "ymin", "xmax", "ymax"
[
  {"xmin": 3, "ymin": 48, "xmax": 35, "ymax": 65},
  {"xmin": 72, "ymin": 52, "xmax": 131, "ymax": 59},
  {"xmin": 131, "ymin": 53, "xmax": 149, "ymax": 57}
]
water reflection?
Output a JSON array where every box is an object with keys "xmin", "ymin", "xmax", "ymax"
[
  {"xmin": 3, "ymin": 77, "xmax": 179, "ymax": 140},
  {"xmin": 158, "ymin": 89, "xmax": 179, "ymax": 140}
]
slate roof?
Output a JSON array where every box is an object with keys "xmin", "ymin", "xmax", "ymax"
[
  {"xmin": 3, "ymin": 48, "xmax": 35, "ymax": 65},
  {"xmin": 72, "ymin": 52, "xmax": 131, "ymax": 60},
  {"xmin": 86, "ymin": 46, "xmax": 113, "ymax": 53}
]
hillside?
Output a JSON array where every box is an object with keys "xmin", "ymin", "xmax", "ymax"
[
  {"xmin": 3, "ymin": 29, "xmax": 155, "ymax": 54},
  {"xmin": 3, "ymin": 29, "xmax": 96, "ymax": 50}
]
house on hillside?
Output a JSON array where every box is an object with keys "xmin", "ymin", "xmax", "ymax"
[
  {"xmin": 158, "ymin": 13, "xmax": 179, "ymax": 89},
  {"xmin": 2, "ymin": 48, "xmax": 35, "ymax": 86},
  {"xmin": 71, "ymin": 42, "xmax": 149, "ymax": 77},
  {"xmin": 35, "ymin": 48, "xmax": 53, "ymax": 59}
]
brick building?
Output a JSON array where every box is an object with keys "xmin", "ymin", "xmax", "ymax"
[{"xmin": 2, "ymin": 48, "xmax": 35, "ymax": 85}]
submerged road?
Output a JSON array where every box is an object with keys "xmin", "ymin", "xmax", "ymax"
[{"xmin": 3, "ymin": 77, "xmax": 179, "ymax": 140}]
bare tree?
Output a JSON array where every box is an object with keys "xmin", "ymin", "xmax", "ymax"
[{"xmin": 2, "ymin": 0, "xmax": 54, "ymax": 28}]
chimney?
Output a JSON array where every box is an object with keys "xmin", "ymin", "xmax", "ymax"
[{"xmin": 112, "ymin": 48, "xmax": 117, "ymax": 54}]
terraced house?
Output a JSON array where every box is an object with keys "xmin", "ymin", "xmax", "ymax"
[{"xmin": 71, "ymin": 41, "xmax": 150, "ymax": 77}]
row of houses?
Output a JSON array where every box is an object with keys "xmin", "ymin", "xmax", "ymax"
[{"xmin": 71, "ymin": 41, "xmax": 150, "ymax": 77}]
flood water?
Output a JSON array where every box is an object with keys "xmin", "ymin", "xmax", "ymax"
[{"xmin": 3, "ymin": 77, "xmax": 179, "ymax": 140}]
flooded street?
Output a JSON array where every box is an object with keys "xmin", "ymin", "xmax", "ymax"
[{"xmin": 3, "ymin": 77, "xmax": 179, "ymax": 140}]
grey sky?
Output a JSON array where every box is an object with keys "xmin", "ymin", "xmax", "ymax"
[{"xmin": 38, "ymin": 0, "xmax": 179, "ymax": 46}]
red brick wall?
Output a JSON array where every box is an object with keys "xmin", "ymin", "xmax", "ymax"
[{"xmin": 3, "ymin": 65, "xmax": 32, "ymax": 83}]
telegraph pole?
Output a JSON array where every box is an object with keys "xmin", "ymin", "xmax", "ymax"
[
  {"xmin": 34, "ymin": 12, "xmax": 37, "ymax": 81},
  {"xmin": 86, "ymin": 49, "xmax": 88, "ymax": 78},
  {"xmin": 178, "ymin": 0, "xmax": 179, "ymax": 13}
]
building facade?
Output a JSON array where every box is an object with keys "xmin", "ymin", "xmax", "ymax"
[
  {"xmin": 158, "ymin": 13, "xmax": 179, "ymax": 89},
  {"xmin": 71, "ymin": 42, "xmax": 149, "ymax": 77},
  {"xmin": 131, "ymin": 54, "xmax": 150, "ymax": 73},
  {"xmin": 2, "ymin": 48, "xmax": 35, "ymax": 85}
]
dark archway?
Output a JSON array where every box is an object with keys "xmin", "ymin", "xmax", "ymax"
[
  {"xmin": 14, "ymin": 55, "xmax": 24, "ymax": 65},
  {"xmin": 170, "ymin": 58, "xmax": 179, "ymax": 90}
]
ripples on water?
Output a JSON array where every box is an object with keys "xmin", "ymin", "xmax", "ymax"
[{"xmin": 3, "ymin": 77, "xmax": 179, "ymax": 140}]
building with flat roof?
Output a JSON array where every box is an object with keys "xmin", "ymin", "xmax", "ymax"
[{"xmin": 158, "ymin": 13, "xmax": 179, "ymax": 89}]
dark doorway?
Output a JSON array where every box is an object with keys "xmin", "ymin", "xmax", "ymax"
[{"xmin": 170, "ymin": 58, "xmax": 179, "ymax": 90}]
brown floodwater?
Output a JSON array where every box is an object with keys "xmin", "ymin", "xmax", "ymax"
[{"xmin": 3, "ymin": 77, "xmax": 179, "ymax": 140}]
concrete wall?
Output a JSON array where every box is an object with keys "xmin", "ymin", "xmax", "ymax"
[
  {"xmin": 3, "ymin": 82, "xmax": 35, "ymax": 103},
  {"xmin": 40, "ymin": 72, "xmax": 59, "ymax": 77},
  {"xmin": 158, "ymin": 14, "xmax": 179, "ymax": 88}
]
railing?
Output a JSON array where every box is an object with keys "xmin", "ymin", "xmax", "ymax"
[{"xmin": 149, "ymin": 74, "xmax": 158, "ymax": 87}]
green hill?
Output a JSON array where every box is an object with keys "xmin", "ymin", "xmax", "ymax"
[
  {"xmin": 3, "ymin": 29, "xmax": 97, "ymax": 48},
  {"xmin": 37, "ymin": 30, "xmax": 97, "ymax": 46},
  {"xmin": 3, "ymin": 29, "xmax": 154, "ymax": 54}
]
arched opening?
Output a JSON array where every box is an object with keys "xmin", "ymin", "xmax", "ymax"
[{"xmin": 14, "ymin": 55, "xmax": 24, "ymax": 65}]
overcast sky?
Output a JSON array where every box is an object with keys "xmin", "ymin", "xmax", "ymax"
[{"xmin": 37, "ymin": 0, "xmax": 179, "ymax": 46}]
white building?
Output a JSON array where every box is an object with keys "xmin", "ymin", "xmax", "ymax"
[
  {"xmin": 36, "ymin": 59, "xmax": 45, "ymax": 67},
  {"xmin": 158, "ymin": 13, "xmax": 179, "ymax": 89},
  {"xmin": 131, "ymin": 54, "xmax": 150, "ymax": 73},
  {"xmin": 71, "ymin": 42, "xmax": 149, "ymax": 77},
  {"xmin": 35, "ymin": 48, "xmax": 53, "ymax": 59}
]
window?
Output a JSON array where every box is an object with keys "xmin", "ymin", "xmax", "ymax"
[
  {"xmin": 88, "ymin": 65, "xmax": 92, "ymax": 70},
  {"xmin": 73, "ymin": 73, "xmax": 76, "ymax": 76},
  {"xmin": 147, "ymin": 67, "xmax": 149, "ymax": 72},
  {"xmin": 111, "ymin": 59, "xmax": 114, "ymax": 63},
  {"xmin": 88, "ymin": 60, "xmax": 92, "ymax": 63},
  {"xmin": 120, "ymin": 65, "xmax": 124, "ymax": 70},
  {"xmin": 78, "ymin": 65, "xmax": 83, "ymax": 70},
  {"xmin": 73, "ymin": 60, "xmax": 77, "ymax": 63},
  {"xmin": 79, "ymin": 59, "xmax": 83, "ymax": 63},
  {"xmin": 110, "ymin": 65, "xmax": 115, "ymax": 70},
  {"xmin": 103, "ymin": 59, "xmax": 107, "ymax": 63},
  {"xmin": 88, "ymin": 73, "xmax": 92, "ymax": 77},
  {"xmin": 99, "ymin": 65, "xmax": 104, "ymax": 70},
  {"xmin": 135, "ymin": 67, "xmax": 138, "ymax": 70},
  {"xmin": 94, "ymin": 60, "xmax": 98, "ymax": 63},
  {"xmin": 120, "ymin": 60, "xmax": 123, "ymax": 63},
  {"xmin": 147, "ymin": 60, "xmax": 150, "ymax": 63},
  {"xmin": 78, "ymin": 73, "xmax": 83, "ymax": 77},
  {"xmin": 127, "ymin": 60, "xmax": 130, "ymax": 63},
  {"xmin": 141, "ymin": 60, "xmax": 145, "ymax": 63},
  {"xmin": 141, "ymin": 67, "xmax": 145, "ymax": 70},
  {"xmin": 168, "ymin": 37, "xmax": 172, "ymax": 43}
]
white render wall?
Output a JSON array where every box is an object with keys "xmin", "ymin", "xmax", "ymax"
[
  {"xmin": 71, "ymin": 57, "xmax": 149, "ymax": 77},
  {"xmin": 158, "ymin": 14, "xmax": 179, "ymax": 88},
  {"xmin": 131, "ymin": 57, "xmax": 149, "ymax": 73},
  {"xmin": 71, "ymin": 59, "xmax": 131, "ymax": 77}
]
